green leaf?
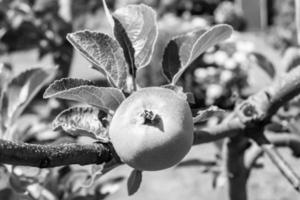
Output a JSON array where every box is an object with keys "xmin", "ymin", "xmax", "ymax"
[
  {"xmin": 53, "ymin": 106, "xmax": 109, "ymax": 141},
  {"xmin": 176, "ymin": 29, "xmax": 208, "ymax": 68},
  {"xmin": 44, "ymin": 78, "xmax": 94, "ymax": 97},
  {"xmin": 172, "ymin": 25, "xmax": 233, "ymax": 84},
  {"xmin": 127, "ymin": 169, "xmax": 142, "ymax": 196},
  {"xmin": 2, "ymin": 67, "xmax": 57, "ymax": 128},
  {"xmin": 162, "ymin": 40, "xmax": 181, "ymax": 82},
  {"xmin": 44, "ymin": 78, "xmax": 125, "ymax": 111},
  {"xmin": 248, "ymin": 52, "xmax": 275, "ymax": 78},
  {"xmin": 193, "ymin": 106, "xmax": 225, "ymax": 123},
  {"xmin": 113, "ymin": 16, "xmax": 136, "ymax": 78},
  {"xmin": 162, "ymin": 29, "xmax": 207, "ymax": 82},
  {"xmin": 67, "ymin": 30, "xmax": 128, "ymax": 89},
  {"xmin": 113, "ymin": 4, "xmax": 158, "ymax": 69}
]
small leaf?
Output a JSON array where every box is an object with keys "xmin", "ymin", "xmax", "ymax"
[
  {"xmin": 81, "ymin": 159, "xmax": 122, "ymax": 188},
  {"xmin": 127, "ymin": 169, "xmax": 142, "ymax": 196},
  {"xmin": 172, "ymin": 25, "xmax": 233, "ymax": 84},
  {"xmin": 67, "ymin": 30, "xmax": 128, "ymax": 89},
  {"xmin": 193, "ymin": 106, "xmax": 225, "ymax": 123},
  {"xmin": 53, "ymin": 106, "xmax": 109, "ymax": 141},
  {"xmin": 2, "ymin": 67, "xmax": 57, "ymax": 127},
  {"xmin": 186, "ymin": 92, "xmax": 196, "ymax": 104},
  {"xmin": 248, "ymin": 52, "xmax": 276, "ymax": 78},
  {"xmin": 162, "ymin": 84, "xmax": 194, "ymax": 103},
  {"xmin": 113, "ymin": 4, "xmax": 158, "ymax": 69},
  {"xmin": 44, "ymin": 78, "xmax": 125, "ymax": 111},
  {"xmin": 162, "ymin": 29, "xmax": 207, "ymax": 82},
  {"xmin": 162, "ymin": 40, "xmax": 181, "ymax": 82}
]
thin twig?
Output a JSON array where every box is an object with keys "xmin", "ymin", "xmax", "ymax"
[
  {"xmin": 255, "ymin": 135, "xmax": 300, "ymax": 191},
  {"xmin": 245, "ymin": 131, "xmax": 300, "ymax": 174}
]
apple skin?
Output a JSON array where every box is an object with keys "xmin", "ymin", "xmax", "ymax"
[{"xmin": 109, "ymin": 87, "xmax": 194, "ymax": 171}]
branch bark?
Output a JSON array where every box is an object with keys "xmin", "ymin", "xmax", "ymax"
[{"xmin": 0, "ymin": 139, "xmax": 112, "ymax": 168}]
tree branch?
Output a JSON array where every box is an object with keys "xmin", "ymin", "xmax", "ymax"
[
  {"xmin": 249, "ymin": 67, "xmax": 300, "ymax": 121},
  {"xmin": 193, "ymin": 67, "xmax": 300, "ymax": 144},
  {"xmin": 0, "ymin": 139, "xmax": 112, "ymax": 168},
  {"xmin": 193, "ymin": 117, "xmax": 244, "ymax": 145}
]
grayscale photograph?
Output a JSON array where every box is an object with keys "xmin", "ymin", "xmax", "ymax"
[{"xmin": 0, "ymin": 0, "xmax": 299, "ymax": 199}]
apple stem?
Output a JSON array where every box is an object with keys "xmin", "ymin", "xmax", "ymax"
[{"xmin": 132, "ymin": 76, "xmax": 137, "ymax": 91}]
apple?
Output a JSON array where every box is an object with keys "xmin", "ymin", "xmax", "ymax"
[{"xmin": 109, "ymin": 87, "xmax": 194, "ymax": 171}]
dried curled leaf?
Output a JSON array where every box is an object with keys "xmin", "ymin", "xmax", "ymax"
[
  {"xmin": 81, "ymin": 159, "xmax": 122, "ymax": 188},
  {"xmin": 53, "ymin": 106, "xmax": 109, "ymax": 141},
  {"xmin": 67, "ymin": 30, "xmax": 128, "ymax": 89}
]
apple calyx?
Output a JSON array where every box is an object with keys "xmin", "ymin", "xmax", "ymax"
[{"xmin": 139, "ymin": 110, "xmax": 159, "ymax": 125}]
